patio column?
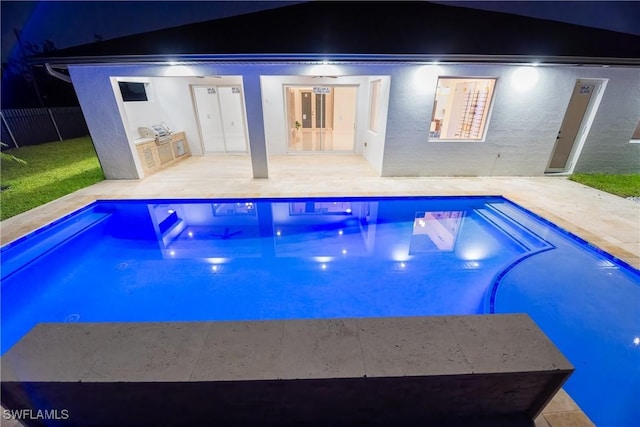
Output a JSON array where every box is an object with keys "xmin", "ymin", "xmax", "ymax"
[{"xmin": 242, "ymin": 74, "xmax": 269, "ymax": 179}]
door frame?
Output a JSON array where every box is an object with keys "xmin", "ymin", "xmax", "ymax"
[{"xmin": 545, "ymin": 78, "xmax": 608, "ymax": 174}]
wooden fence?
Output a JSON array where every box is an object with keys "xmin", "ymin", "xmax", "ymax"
[{"xmin": 0, "ymin": 107, "xmax": 89, "ymax": 149}]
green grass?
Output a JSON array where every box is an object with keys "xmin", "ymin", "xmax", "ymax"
[
  {"xmin": 0, "ymin": 137, "xmax": 105, "ymax": 220},
  {"xmin": 570, "ymin": 173, "xmax": 640, "ymax": 198}
]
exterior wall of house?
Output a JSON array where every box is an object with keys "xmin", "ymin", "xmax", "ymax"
[
  {"xmin": 69, "ymin": 64, "xmax": 217, "ymax": 179},
  {"xmin": 378, "ymin": 63, "xmax": 640, "ymax": 176},
  {"xmin": 69, "ymin": 63, "xmax": 267, "ymax": 179},
  {"xmin": 69, "ymin": 65, "xmax": 143, "ymax": 179},
  {"xmin": 70, "ymin": 61, "xmax": 639, "ymax": 180},
  {"xmin": 571, "ymin": 67, "xmax": 640, "ymax": 173},
  {"xmin": 220, "ymin": 64, "xmax": 391, "ymax": 175}
]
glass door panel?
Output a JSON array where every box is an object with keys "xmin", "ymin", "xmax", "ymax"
[{"xmin": 285, "ymin": 85, "xmax": 356, "ymax": 153}]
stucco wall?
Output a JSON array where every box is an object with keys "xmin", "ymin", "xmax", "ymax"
[
  {"xmin": 70, "ymin": 64, "xmax": 215, "ymax": 179},
  {"xmin": 70, "ymin": 65, "xmax": 142, "ymax": 179},
  {"xmin": 70, "ymin": 62, "xmax": 639, "ymax": 180},
  {"xmin": 378, "ymin": 63, "xmax": 640, "ymax": 176},
  {"xmin": 70, "ymin": 64, "xmax": 259, "ymax": 178},
  {"xmin": 572, "ymin": 67, "xmax": 640, "ymax": 174}
]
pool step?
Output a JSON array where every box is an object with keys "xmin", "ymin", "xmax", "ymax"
[
  {"xmin": 476, "ymin": 205, "xmax": 551, "ymax": 251},
  {"xmin": 1, "ymin": 210, "xmax": 112, "ymax": 281}
]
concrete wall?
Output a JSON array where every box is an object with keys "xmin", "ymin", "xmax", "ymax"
[{"xmin": 70, "ymin": 62, "xmax": 639, "ymax": 180}]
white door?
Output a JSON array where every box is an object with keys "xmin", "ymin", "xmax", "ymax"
[
  {"xmin": 192, "ymin": 85, "xmax": 248, "ymax": 153},
  {"xmin": 193, "ymin": 86, "xmax": 225, "ymax": 152},
  {"xmin": 546, "ymin": 80, "xmax": 597, "ymax": 172},
  {"xmin": 218, "ymin": 86, "xmax": 248, "ymax": 152}
]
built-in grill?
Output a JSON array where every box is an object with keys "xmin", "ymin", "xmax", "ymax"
[
  {"xmin": 151, "ymin": 127, "xmax": 174, "ymax": 164},
  {"xmin": 138, "ymin": 124, "xmax": 172, "ymax": 145},
  {"xmin": 155, "ymin": 133, "xmax": 172, "ymax": 145}
]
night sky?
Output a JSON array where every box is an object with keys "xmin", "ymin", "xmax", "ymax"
[
  {"xmin": 2, "ymin": 0, "xmax": 640, "ymax": 65},
  {"xmin": 1, "ymin": 1, "xmax": 301, "ymax": 63},
  {"xmin": 433, "ymin": 1, "xmax": 640, "ymax": 36}
]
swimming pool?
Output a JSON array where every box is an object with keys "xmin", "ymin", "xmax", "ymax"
[{"xmin": 1, "ymin": 196, "xmax": 638, "ymax": 426}]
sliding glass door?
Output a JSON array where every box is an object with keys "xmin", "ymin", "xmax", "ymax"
[{"xmin": 285, "ymin": 85, "xmax": 357, "ymax": 153}]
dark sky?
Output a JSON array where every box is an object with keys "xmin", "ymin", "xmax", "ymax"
[
  {"xmin": 2, "ymin": 1, "xmax": 640, "ymax": 64},
  {"xmin": 1, "ymin": 1, "xmax": 301, "ymax": 62},
  {"xmin": 433, "ymin": 1, "xmax": 640, "ymax": 35}
]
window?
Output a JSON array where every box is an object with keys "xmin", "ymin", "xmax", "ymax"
[
  {"xmin": 631, "ymin": 119, "xmax": 640, "ymax": 143},
  {"xmin": 429, "ymin": 77, "xmax": 496, "ymax": 141},
  {"xmin": 369, "ymin": 80, "xmax": 381, "ymax": 132}
]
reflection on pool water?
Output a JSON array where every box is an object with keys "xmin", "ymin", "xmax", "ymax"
[{"xmin": 1, "ymin": 196, "xmax": 638, "ymax": 426}]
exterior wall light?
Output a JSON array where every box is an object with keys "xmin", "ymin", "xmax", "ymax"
[
  {"xmin": 413, "ymin": 64, "xmax": 442, "ymax": 94},
  {"xmin": 306, "ymin": 63, "xmax": 341, "ymax": 77},
  {"xmin": 162, "ymin": 65, "xmax": 196, "ymax": 76},
  {"xmin": 511, "ymin": 66, "xmax": 540, "ymax": 92}
]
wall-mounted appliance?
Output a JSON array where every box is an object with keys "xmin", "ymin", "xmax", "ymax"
[{"xmin": 118, "ymin": 81, "xmax": 148, "ymax": 102}]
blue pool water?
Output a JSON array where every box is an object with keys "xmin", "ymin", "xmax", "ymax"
[{"xmin": 1, "ymin": 196, "xmax": 639, "ymax": 426}]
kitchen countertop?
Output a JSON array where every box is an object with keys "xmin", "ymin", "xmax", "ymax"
[{"xmin": 133, "ymin": 137, "xmax": 156, "ymax": 146}]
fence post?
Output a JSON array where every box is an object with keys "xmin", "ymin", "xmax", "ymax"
[
  {"xmin": 48, "ymin": 108, "xmax": 63, "ymax": 141},
  {"xmin": 0, "ymin": 111, "xmax": 19, "ymax": 148}
]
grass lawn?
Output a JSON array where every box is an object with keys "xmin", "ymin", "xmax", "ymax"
[
  {"xmin": 570, "ymin": 173, "xmax": 640, "ymax": 198},
  {"xmin": 0, "ymin": 137, "xmax": 104, "ymax": 220}
]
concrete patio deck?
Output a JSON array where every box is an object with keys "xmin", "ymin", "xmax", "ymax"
[
  {"xmin": 1, "ymin": 154, "xmax": 637, "ymax": 426},
  {"xmin": 2, "ymin": 155, "xmax": 637, "ymax": 270}
]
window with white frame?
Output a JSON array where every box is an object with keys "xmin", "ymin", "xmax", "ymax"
[
  {"xmin": 429, "ymin": 77, "xmax": 496, "ymax": 141},
  {"xmin": 369, "ymin": 79, "xmax": 381, "ymax": 133}
]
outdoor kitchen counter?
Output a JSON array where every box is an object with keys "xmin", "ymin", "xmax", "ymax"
[
  {"xmin": 133, "ymin": 137, "xmax": 156, "ymax": 145},
  {"xmin": 134, "ymin": 131, "xmax": 190, "ymax": 177}
]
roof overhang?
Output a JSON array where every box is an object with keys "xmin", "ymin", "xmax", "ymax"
[{"xmin": 32, "ymin": 53, "xmax": 640, "ymax": 68}]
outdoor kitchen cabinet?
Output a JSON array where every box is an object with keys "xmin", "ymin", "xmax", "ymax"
[{"xmin": 135, "ymin": 131, "xmax": 191, "ymax": 177}]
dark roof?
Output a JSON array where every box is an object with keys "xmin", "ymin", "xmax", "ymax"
[{"xmin": 34, "ymin": 1, "xmax": 640, "ymax": 66}]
